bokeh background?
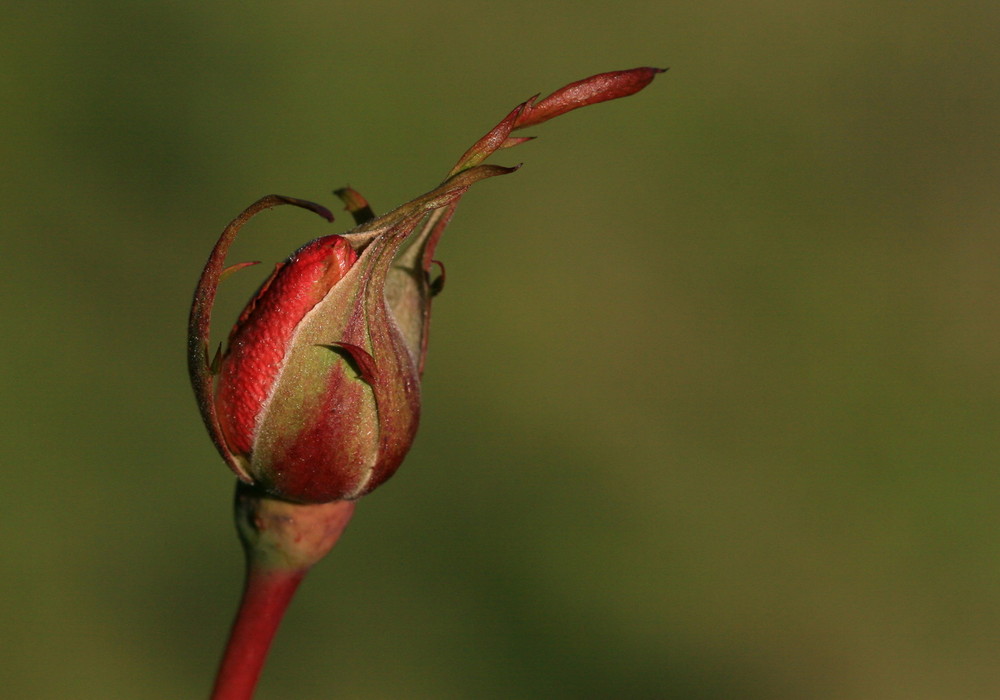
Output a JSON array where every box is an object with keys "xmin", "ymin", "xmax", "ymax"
[{"xmin": 3, "ymin": 2, "xmax": 999, "ymax": 698}]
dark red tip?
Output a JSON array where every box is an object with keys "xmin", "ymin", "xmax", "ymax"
[{"xmin": 514, "ymin": 67, "xmax": 666, "ymax": 130}]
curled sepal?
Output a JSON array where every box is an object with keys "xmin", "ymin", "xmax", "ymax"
[
  {"xmin": 513, "ymin": 67, "xmax": 666, "ymax": 129},
  {"xmin": 187, "ymin": 195, "xmax": 334, "ymax": 483},
  {"xmin": 449, "ymin": 66, "xmax": 666, "ymax": 176}
]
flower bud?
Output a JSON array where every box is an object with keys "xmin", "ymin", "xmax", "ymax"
[{"xmin": 189, "ymin": 67, "xmax": 663, "ymax": 503}]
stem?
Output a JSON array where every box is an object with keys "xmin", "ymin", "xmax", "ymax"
[
  {"xmin": 211, "ymin": 566, "xmax": 305, "ymax": 700},
  {"xmin": 210, "ymin": 482, "xmax": 356, "ymax": 700}
]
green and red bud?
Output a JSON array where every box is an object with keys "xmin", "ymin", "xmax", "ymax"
[{"xmin": 188, "ymin": 67, "xmax": 663, "ymax": 504}]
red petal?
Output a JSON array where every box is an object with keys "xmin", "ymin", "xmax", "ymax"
[{"xmin": 216, "ymin": 235, "xmax": 358, "ymax": 457}]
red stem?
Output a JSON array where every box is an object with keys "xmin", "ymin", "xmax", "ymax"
[{"xmin": 210, "ymin": 565, "xmax": 306, "ymax": 700}]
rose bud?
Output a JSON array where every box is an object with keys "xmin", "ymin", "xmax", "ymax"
[{"xmin": 188, "ymin": 67, "xmax": 664, "ymax": 503}]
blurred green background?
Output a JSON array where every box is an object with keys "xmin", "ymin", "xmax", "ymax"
[{"xmin": 3, "ymin": 1, "xmax": 999, "ymax": 698}]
